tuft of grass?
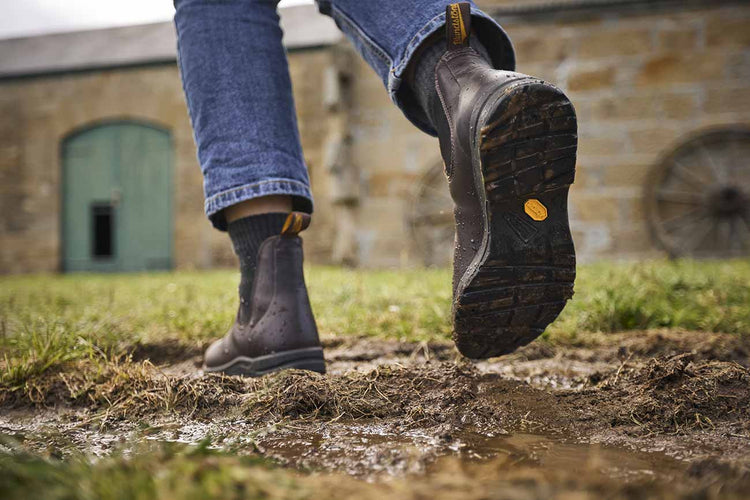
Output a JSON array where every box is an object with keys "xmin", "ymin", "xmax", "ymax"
[
  {"xmin": 549, "ymin": 259, "xmax": 750, "ymax": 340},
  {"xmin": 0, "ymin": 440, "xmax": 305, "ymax": 500},
  {"xmin": 1, "ymin": 320, "xmax": 86, "ymax": 390},
  {"xmin": 306, "ymin": 266, "xmax": 452, "ymax": 342},
  {"xmin": 1, "ymin": 260, "xmax": 749, "ymax": 389}
]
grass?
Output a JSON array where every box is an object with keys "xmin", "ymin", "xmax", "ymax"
[
  {"xmin": 0, "ymin": 259, "xmax": 749, "ymax": 390},
  {"xmin": 0, "ymin": 438, "xmax": 648, "ymax": 500},
  {"xmin": 0, "ymin": 440, "xmax": 326, "ymax": 500},
  {"xmin": 1, "ymin": 259, "xmax": 749, "ymax": 499},
  {"xmin": 549, "ymin": 259, "xmax": 750, "ymax": 338}
]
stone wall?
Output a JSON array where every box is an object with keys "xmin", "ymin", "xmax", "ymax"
[
  {"xmin": 0, "ymin": 50, "xmax": 334, "ymax": 274},
  {"xmin": 342, "ymin": 1, "xmax": 750, "ymax": 265},
  {"xmin": 1, "ymin": 1, "xmax": 748, "ymax": 273},
  {"xmin": 0, "ymin": 66, "xmax": 207, "ymax": 273},
  {"xmin": 495, "ymin": 1, "xmax": 750, "ymax": 260}
]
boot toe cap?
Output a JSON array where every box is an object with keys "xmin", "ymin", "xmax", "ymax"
[{"xmin": 203, "ymin": 335, "xmax": 237, "ymax": 370}]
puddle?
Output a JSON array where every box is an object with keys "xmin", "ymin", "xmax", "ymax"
[
  {"xmin": 0, "ymin": 413, "xmax": 689, "ymax": 484},
  {"xmin": 1, "ymin": 332, "xmax": 748, "ymax": 495},
  {"xmin": 449, "ymin": 432, "xmax": 688, "ymax": 481}
]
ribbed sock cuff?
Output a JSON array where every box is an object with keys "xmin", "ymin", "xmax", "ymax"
[
  {"xmin": 412, "ymin": 34, "xmax": 492, "ymax": 130},
  {"xmin": 228, "ymin": 212, "xmax": 289, "ymax": 258},
  {"xmin": 228, "ymin": 212, "xmax": 289, "ymax": 324}
]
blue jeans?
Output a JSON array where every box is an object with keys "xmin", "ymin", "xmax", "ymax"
[{"xmin": 174, "ymin": 0, "xmax": 515, "ymax": 230}]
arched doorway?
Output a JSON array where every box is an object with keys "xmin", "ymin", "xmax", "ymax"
[{"xmin": 62, "ymin": 121, "xmax": 173, "ymax": 272}]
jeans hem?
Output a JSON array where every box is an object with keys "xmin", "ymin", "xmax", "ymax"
[{"xmin": 205, "ymin": 178, "xmax": 314, "ymax": 231}]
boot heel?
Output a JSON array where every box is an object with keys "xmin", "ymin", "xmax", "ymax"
[
  {"xmin": 204, "ymin": 347, "xmax": 326, "ymax": 377},
  {"xmin": 282, "ymin": 358, "xmax": 326, "ymax": 374}
]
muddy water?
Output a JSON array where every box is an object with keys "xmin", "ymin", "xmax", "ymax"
[
  {"xmin": 451, "ymin": 432, "xmax": 688, "ymax": 480},
  {"xmin": 257, "ymin": 427, "xmax": 690, "ymax": 482},
  {"xmin": 2, "ymin": 331, "xmax": 749, "ymax": 496},
  {"xmin": 0, "ymin": 415, "xmax": 689, "ymax": 484}
]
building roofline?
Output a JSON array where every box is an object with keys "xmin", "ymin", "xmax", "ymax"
[
  {"xmin": 1, "ymin": 0, "xmax": 745, "ymax": 80},
  {"xmin": 0, "ymin": 4, "xmax": 340, "ymax": 80},
  {"xmin": 491, "ymin": 0, "xmax": 746, "ymax": 18}
]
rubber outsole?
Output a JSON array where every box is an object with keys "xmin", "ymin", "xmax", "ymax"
[
  {"xmin": 453, "ymin": 80, "xmax": 577, "ymax": 359},
  {"xmin": 203, "ymin": 346, "xmax": 326, "ymax": 377}
]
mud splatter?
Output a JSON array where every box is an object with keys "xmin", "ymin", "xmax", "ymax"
[{"xmin": 1, "ymin": 330, "xmax": 749, "ymax": 496}]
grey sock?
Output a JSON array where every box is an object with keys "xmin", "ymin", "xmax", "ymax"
[
  {"xmin": 412, "ymin": 33, "xmax": 492, "ymax": 131},
  {"xmin": 228, "ymin": 212, "xmax": 288, "ymax": 324}
]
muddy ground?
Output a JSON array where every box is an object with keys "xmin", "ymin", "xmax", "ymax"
[{"xmin": 2, "ymin": 330, "xmax": 750, "ymax": 498}]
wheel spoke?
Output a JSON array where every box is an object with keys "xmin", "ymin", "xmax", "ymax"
[
  {"xmin": 661, "ymin": 207, "xmax": 707, "ymax": 232},
  {"xmin": 737, "ymin": 214, "xmax": 750, "ymax": 251},
  {"xmin": 724, "ymin": 138, "xmax": 745, "ymax": 186},
  {"xmin": 716, "ymin": 218, "xmax": 732, "ymax": 252},
  {"xmin": 652, "ymin": 130, "xmax": 750, "ymax": 257},
  {"xmin": 728, "ymin": 216, "xmax": 744, "ymax": 253},
  {"xmin": 670, "ymin": 160, "xmax": 710, "ymax": 191},
  {"xmin": 420, "ymin": 183, "xmax": 452, "ymax": 203},
  {"xmin": 698, "ymin": 139, "xmax": 728, "ymax": 184},
  {"xmin": 681, "ymin": 217, "xmax": 714, "ymax": 253},
  {"xmin": 656, "ymin": 190, "xmax": 705, "ymax": 206}
]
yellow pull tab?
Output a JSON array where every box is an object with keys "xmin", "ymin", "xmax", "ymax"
[
  {"xmin": 281, "ymin": 212, "xmax": 311, "ymax": 236},
  {"xmin": 446, "ymin": 3, "xmax": 470, "ymax": 50}
]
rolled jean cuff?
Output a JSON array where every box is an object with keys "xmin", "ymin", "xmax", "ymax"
[
  {"xmin": 205, "ymin": 178, "xmax": 314, "ymax": 231},
  {"xmin": 391, "ymin": 8, "xmax": 516, "ymax": 136}
]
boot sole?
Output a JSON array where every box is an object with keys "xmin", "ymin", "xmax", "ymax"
[
  {"xmin": 453, "ymin": 80, "xmax": 577, "ymax": 359},
  {"xmin": 203, "ymin": 346, "xmax": 326, "ymax": 377}
]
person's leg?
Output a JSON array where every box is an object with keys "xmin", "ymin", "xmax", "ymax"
[
  {"xmin": 315, "ymin": 0, "xmax": 515, "ymax": 134},
  {"xmin": 174, "ymin": 0, "xmax": 324, "ymax": 376},
  {"xmin": 174, "ymin": 0, "xmax": 312, "ymax": 227},
  {"xmin": 319, "ymin": 1, "xmax": 578, "ymax": 359}
]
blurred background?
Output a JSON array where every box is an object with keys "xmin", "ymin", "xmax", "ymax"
[{"xmin": 1, "ymin": 0, "xmax": 748, "ymax": 274}]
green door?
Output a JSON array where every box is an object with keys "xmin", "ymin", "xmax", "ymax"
[{"xmin": 62, "ymin": 122, "xmax": 172, "ymax": 272}]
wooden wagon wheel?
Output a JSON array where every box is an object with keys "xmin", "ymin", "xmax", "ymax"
[
  {"xmin": 407, "ymin": 163, "xmax": 455, "ymax": 267},
  {"xmin": 646, "ymin": 128, "xmax": 750, "ymax": 258}
]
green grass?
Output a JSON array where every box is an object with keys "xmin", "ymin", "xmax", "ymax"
[
  {"xmin": 549, "ymin": 259, "xmax": 750, "ymax": 339},
  {"xmin": 0, "ymin": 440, "xmax": 323, "ymax": 500},
  {"xmin": 1, "ymin": 260, "xmax": 749, "ymax": 386},
  {"xmin": 1, "ymin": 260, "xmax": 750, "ymax": 500}
]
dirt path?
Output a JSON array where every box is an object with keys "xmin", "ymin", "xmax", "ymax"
[{"xmin": 2, "ymin": 330, "xmax": 749, "ymax": 498}]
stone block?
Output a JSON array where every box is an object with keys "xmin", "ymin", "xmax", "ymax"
[
  {"xmin": 609, "ymin": 225, "xmax": 658, "ymax": 255},
  {"xmin": 706, "ymin": 16, "xmax": 750, "ymax": 48},
  {"xmin": 629, "ymin": 128, "xmax": 679, "ymax": 155},
  {"xmin": 577, "ymin": 134, "xmax": 629, "ymax": 157},
  {"xmin": 590, "ymin": 93, "xmax": 661, "ymax": 121},
  {"xmin": 660, "ymin": 93, "xmax": 700, "ymax": 120},
  {"xmin": 567, "ymin": 66, "xmax": 616, "ymax": 92},
  {"xmin": 577, "ymin": 28, "xmax": 653, "ymax": 59},
  {"xmin": 704, "ymin": 87, "xmax": 750, "ymax": 114},
  {"xmin": 636, "ymin": 52, "xmax": 727, "ymax": 86},
  {"xmin": 570, "ymin": 193, "xmax": 621, "ymax": 224},
  {"xmin": 603, "ymin": 161, "xmax": 653, "ymax": 188},
  {"xmin": 658, "ymin": 26, "xmax": 700, "ymax": 51},
  {"xmin": 511, "ymin": 34, "xmax": 573, "ymax": 63}
]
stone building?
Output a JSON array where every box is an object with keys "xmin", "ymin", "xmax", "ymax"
[{"xmin": 1, "ymin": 0, "xmax": 748, "ymax": 273}]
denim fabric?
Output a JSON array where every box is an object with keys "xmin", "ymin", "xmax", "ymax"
[
  {"xmin": 174, "ymin": 0, "xmax": 515, "ymax": 230},
  {"xmin": 316, "ymin": 0, "xmax": 515, "ymax": 134}
]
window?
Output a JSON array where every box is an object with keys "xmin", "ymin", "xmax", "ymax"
[{"xmin": 91, "ymin": 203, "xmax": 115, "ymax": 259}]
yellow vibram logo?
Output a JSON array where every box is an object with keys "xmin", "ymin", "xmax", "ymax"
[
  {"xmin": 524, "ymin": 199, "xmax": 548, "ymax": 221},
  {"xmin": 449, "ymin": 4, "xmax": 467, "ymax": 45}
]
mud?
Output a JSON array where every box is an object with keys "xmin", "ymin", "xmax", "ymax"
[{"xmin": 2, "ymin": 330, "xmax": 749, "ymax": 497}]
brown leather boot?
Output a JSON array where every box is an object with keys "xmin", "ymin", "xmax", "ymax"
[
  {"xmin": 435, "ymin": 3, "xmax": 577, "ymax": 359},
  {"xmin": 203, "ymin": 213, "xmax": 325, "ymax": 376}
]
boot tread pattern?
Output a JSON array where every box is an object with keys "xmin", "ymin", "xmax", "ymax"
[{"xmin": 454, "ymin": 82, "xmax": 578, "ymax": 359}]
